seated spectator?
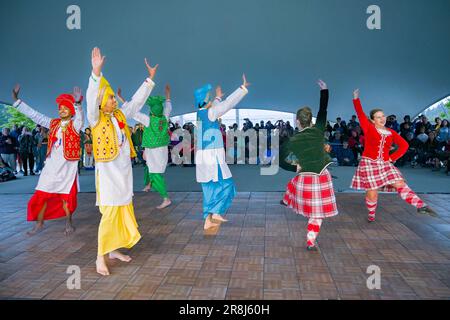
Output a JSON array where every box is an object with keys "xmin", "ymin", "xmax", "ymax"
[
  {"xmin": 400, "ymin": 115, "xmax": 412, "ymax": 136},
  {"xmin": 423, "ymin": 131, "xmax": 441, "ymax": 169},
  {"xmin": 416, "ymin": 126, "xmax": 429, "ymax": 144},
  {"xmin": 333, "ymin": 117, "xmax": 343, "ymax": 132},
  {"xmin": 400, "ymin": 122, "xmax": 414, "ymax": 140},
  {"xmin": 0, "ymin": 156, "xmax": 16, "ymax": 182},
  {"xmin": 432, "ymin": 117, "xmax": 442, "ymax": 131},
  {"xmin": 398, "ymin": 132, "xmax": 421, "ymax": 167},
  {"xmin": 386, "ymin": 115, "xmax": 400, "ymax": 132},
  {"xmin": 0, "ymin": 128, "xmax": 17, "ymax": 173},
  {"xmin": 348, "ymin": 130, "xmax": 363, "ymax": 161},
  {"xmin": 438, "ymin": 140, "xmax": 450, "ymax": 175},
  {"xmin": 348, "ymin": 115, "xmax": 360, "ymax": 131},
  {"xmin": 436, "ymin": 119, "xmax": 449, "ymax": 145},
  {"xmin": 415, "ymin": 115, "xmax": 432, "ymax": 135},
  {"xmin": 336, "ymin": 140, "xmax": 356, "ymax": 166},
  {"xmin": 330, "ymin": 131, "xmax": 343, "ymax": 145},
  {"xmin": 334, "ymin": 118, "xmax": 348, "ymax": 136}
]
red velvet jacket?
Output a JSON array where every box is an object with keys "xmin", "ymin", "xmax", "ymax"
[{"xmin": 353, "ymin": 99, "xmax": 408, "ymax": 162}]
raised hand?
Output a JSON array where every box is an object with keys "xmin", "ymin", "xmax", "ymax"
[
  {"xmin": 318, "ymin": 79, "xmax": 327, "ymax": 90},
  {"xmin": 117, "ymin": 88, "xmax": 126, "ymax": 104},
  {"xmin": 73, "ymin": 86, "xmax": 83, "ymax": 103},
  {"xmin": 165, "ymin": 84, "xmax": 171, "ymax": 100},
  {"xmin": 12, "ymin": 84, "xmax": 21, "ymax": 102},
  {"xmin": 215, "ymin": 86, "xmax": 224, "ymax": 99},
  {"xmin": 242, "ymin": 74, "xmax": 251, "ymax": 88},
  {"xmin": 353, "ymin": 89, "xmax": 360, "ymax": 100},
  {"xmin": 91, "ymin": 47, "xmax": 106, "ymax": 77},
  {"xmin": 144, "ymin": 58, "xmax": 159, "ymax": 80}
]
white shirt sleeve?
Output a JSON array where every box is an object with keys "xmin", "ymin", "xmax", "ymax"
[
  {"xmin": 133, "ymin": 112, "xmax": 150, "ymax": 127},
  {"xmin": 73, "ymin": 103, "xmax": 84, "ymax": 132},
  {"xmin": 13, "ymin": 99, "xmax": 52, "ymax": 128},
  {"xmin": 164, "ymin": 99, "xmax": 172, "ymax": 121},
  {"xmin": 208, "ymin": 86, "xmax": 248, "ymax": 122},
  {"xmin": 86, "ymin": 72, "xmax": 101, "ymax": 127},
  {"xmin": 120, "ymin": 78, "xmax": 155, "ymax": 119}
]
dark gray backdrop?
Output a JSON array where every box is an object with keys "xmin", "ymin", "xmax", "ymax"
[{"xmin": 1, "ymin": 0, "xmax": 449, "ymax": 119}]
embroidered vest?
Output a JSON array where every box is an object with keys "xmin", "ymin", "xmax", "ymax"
[
  {"xmin": 91, "ymin": 109, "xmax": 136, "ymax": 162},
  {"xmin": 47, "ymin": 119, "xmax": 80, "ymax": 161},
  {"xmin": 142, "ymin": 115, "xmax": 169, "ymax": 149}
]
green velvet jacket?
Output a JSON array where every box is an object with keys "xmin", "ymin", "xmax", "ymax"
[{"xmin": 279, "ymin": 89, "xmax": 332, "ymax": 174}]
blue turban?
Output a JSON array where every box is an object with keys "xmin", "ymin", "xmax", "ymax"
[{"xmin": 194, "ymin": 84, "xmax": 212, "ymax": 108}]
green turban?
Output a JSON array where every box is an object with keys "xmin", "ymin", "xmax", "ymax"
[{"xmin": 146, "ymin": 96, "xmax": 166, "ymax": 117}]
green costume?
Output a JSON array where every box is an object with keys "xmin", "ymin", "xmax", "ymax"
[
  {"xmin": 144, "ymin": 166, "xmax": 169, "ymax": 198},
  {"xmin": 143, "ymin": 96, "xmax": 170, "ymax": 199}
]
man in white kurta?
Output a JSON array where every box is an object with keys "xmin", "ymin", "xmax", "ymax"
[
  {"xmin": 195, "ymin": 76, "xmax": 249, "ymax": 230},
  {"xmin": 87, "ymin": 47, "xmax": 157, "ymax": 276},
  {"xmin": 12, "ymin": 86, "xmax": 83, "ymax": 236},
  {"xmin": 86, "ymin": 75, "xmax": 154, "ymax": 207}
]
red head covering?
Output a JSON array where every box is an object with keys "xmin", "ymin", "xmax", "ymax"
[{"xmin": 56, "ymin": 94, "xmax": 76, "ymax": 116}]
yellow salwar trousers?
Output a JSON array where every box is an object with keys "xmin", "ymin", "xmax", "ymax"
[{"xmin": 97, "ymin": 203, "xmax": 141, "ymax": 256}]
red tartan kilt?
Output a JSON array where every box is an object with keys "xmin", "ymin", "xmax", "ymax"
[
  {"xmin": 283, "ymin": 169, "xmax": 338, "ymax": 219},
  {"xmin": 351, "ymin": 157, "xmax": 404, "ymax": 192},
  {"xmin": 27, "ymin": 178, "xmax": 78, "ymax": 221}
]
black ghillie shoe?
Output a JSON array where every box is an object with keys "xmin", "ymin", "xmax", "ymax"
[
  {"xmin": 280, "ymin": 200, "xmax": 287, "ymax": 207},
  {"xmin": 306, "ymin": 245, "xmax": 318, "ymax": 251},
  {"xmin": 417, "ymin": 206, "xmax": 439, "ymax": 218}
]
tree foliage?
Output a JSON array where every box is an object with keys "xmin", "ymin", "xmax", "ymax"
[{"xmin": 0, "ymin": 104, "xmax": 35, "ymax": 130}]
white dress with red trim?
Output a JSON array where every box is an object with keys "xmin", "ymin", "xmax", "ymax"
[{"xmin": 13, "ymin": 100, "xmax": 83, "ymax": 221}]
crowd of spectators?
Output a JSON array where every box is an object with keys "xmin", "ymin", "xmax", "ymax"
[
  {"xmin": 323, "ymin": 114, "xmax": 450, "ymax": 175},
  {"xmin": 1, "ymin": 113, "xmax": 449, "ymax": 181}
]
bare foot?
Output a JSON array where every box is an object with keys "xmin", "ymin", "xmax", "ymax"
[
  {"xmin": 96, "ymin": 256, "xmax": 110, "ymax": 276},
  {"xmin": 156, "ymin": 198, "xmax": 171, "ymax": 209},
  {"xmin": 109, "ymin": 250, "xmax": 132, "ymax": 262},
  {"xmin": 212, "ymin": 214, "xmax": 228, "ymax": 222},
  {"xmin": 64, "ymin": 222, "xmax": 76, "ymax": 236},
  {"xmin": 27, "ymin": 223, "xmax": 44, "ymax": 236},
  {"xmin": 142, "ymin": 184, "xmax": 151, "ymax": 192},
  {"xmin": 204, "ymin": 215, "xmax": 220, "ymax": 230}
]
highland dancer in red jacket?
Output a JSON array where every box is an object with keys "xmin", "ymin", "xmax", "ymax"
[
  {"xmin": 351, "ymin": 89, "xmax": 438, "ymax": 222},
  {"xmin": 12, "ymin": 85, "xmax": 84, "ymax": 235}
]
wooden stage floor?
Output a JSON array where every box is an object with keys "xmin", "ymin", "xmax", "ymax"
[{"xmin": 0, "ymin": 192, "xmax": 449, "ymax": 300}]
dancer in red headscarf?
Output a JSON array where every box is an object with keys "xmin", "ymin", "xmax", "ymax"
[{"xmin": 12, "ymin": 85, "xmax": 84, "ymax": 235}]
